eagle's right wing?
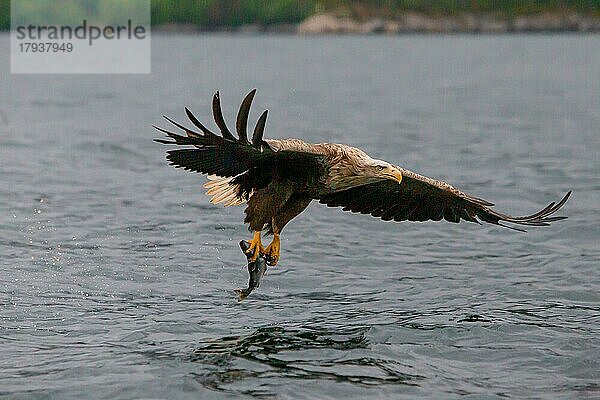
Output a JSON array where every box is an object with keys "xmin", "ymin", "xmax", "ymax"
[
  {"xmin": 154, "ymin": 89, "xmax": 275, "ymax": 178},
  {"xmin": 154, "ymin": 90, "xmax": 324, "ymax": 200}
]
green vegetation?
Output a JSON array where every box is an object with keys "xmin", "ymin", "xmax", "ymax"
[
  {"xmin": 151, "ymin": 0, "xmax": 315, "ymax": 27},
  {"xmin": 0, "ymin": 0, "xmax": 9, "ymax": 31},
  {"xmin": 317, "ymin": 0, "xmax": 600, "ymax": 19},
  {"xmin": 0, "ymin": 0, "xmax": 599, "ymax": 31}
]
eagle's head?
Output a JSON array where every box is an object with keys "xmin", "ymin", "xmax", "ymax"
[
  {"xmin": 362, "ymin": 159, "xmax": 403, "ymax": 184},
  {"xmin": 329, "ymin": 151, "xmax": 403, "ymax": 191}
]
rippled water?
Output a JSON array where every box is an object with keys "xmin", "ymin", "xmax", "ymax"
[{"xmin": 1, "ymin": 34, "xmax": 599, "ymax": 399}]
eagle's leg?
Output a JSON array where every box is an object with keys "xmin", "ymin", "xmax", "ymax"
[
  {"xmin": 245, "ymin": 231, "xmax": 265, "ymax": 262},
  {"xmin": 264, "ymin": 233, "xmax": 280, "ymax": 266},
  {"xmin": 264, "ymin": 196, "xmax": 312, "ymax": 267}
]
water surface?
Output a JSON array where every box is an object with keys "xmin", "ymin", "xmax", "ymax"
[{"xmin": 1, "ymin": 34, "xmax": 599, "ymax": 399}]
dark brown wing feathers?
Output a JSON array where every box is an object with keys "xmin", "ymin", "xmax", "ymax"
[
  {"xmin": 153, "ymin": 89, "xmax": 277, "ymax": 178},
  {"xmin": 319, "ymin": 170, "xmax": 570, "ymax": 232},
  {"xmin": 184, "ymin": 106, "xmax": 218, "ymax": 138},
  {"xmin": 154, "ymin": 90, "xmax": 323, "ymax": 195},
  {"xmin": 211, "ymin": 91, "xmax": 237, "ymax": 141},
  {"xmin": 252, "ymin": 110, "xmax": 268, "ymax": 147},
  {"xmin": 236, "ymin": 89, "xmax": 256, "ymax": 145}
]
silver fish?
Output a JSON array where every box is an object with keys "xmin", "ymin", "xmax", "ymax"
[{"xmin": 235, "ymin": 240, "xmax": 268, "ymax": 301}]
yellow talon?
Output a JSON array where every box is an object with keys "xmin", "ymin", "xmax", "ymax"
[
  {"xmin": 245, "ymin": 231, "xmax": 265, "ymax": 262},
  {"xmin": 264, "ymin": 234, "xmax": 280, "ymax": 266}
]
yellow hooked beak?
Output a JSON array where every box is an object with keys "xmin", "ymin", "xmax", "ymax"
[{"xmin": 386, "ymin": 167, "xmax": 403, "ymax": 184}]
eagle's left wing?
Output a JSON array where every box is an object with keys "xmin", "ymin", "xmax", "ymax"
[{"xmin": 319, "ymin": 167, "xmax": 571, "ymax": 231}]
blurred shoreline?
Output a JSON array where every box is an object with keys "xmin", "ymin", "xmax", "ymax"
[
  {"xmin": 1, "ymin": 0, "xmax": 599, "ymax": 35},
  {"xmin": 154, "ymin": 12, "xmax": 600, "ymax": 34}
]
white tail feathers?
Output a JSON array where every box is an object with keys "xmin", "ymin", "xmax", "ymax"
[{"xmin": 203, "ymin": 175, "xmax": 247, "ymax": 207}]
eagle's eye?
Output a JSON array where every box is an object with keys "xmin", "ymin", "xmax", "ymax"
[{"xmin": 376, "ymin": 165, "xmax": 385, "ymax": 171}]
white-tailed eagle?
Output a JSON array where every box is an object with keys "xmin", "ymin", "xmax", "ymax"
[{"xmin": 155, "ymin": 90, "xmax": 571, "ymax": 266}]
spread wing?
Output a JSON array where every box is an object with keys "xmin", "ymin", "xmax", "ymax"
[
  {"xmin": 319, "ymin": 167, "xmax": 571, "ymax": 231},
  {"xmin": 154, "ymin": 89, "xmax": 273, "ymax": 177},
  {"xmin": 154, "ymin": 90, "xmax": 323, "ymax": 186}
]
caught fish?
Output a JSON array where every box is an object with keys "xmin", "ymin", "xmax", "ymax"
[{"xmin": 235, "ymin": 240, "xmax": 268, "ymax": 301}]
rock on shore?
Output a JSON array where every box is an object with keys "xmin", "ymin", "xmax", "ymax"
[{"xmin": 297, "ymin": 12, "xmax": 600, "ymax": 34}]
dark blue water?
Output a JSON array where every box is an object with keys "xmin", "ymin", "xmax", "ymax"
[{"xmin": 1, "ymin": 34, "xmax": 599, "ymax": 399}]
